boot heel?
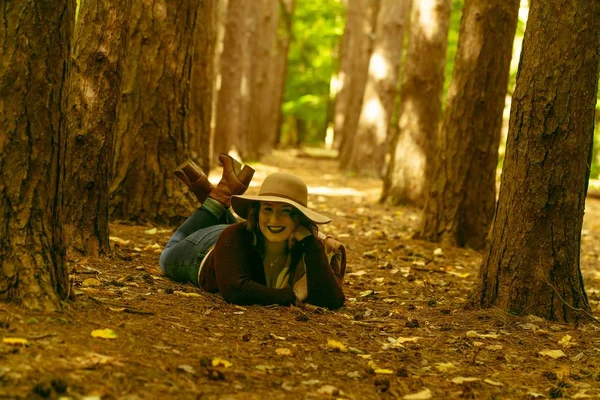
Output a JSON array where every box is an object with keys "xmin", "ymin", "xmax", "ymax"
[
  {"xmin": 219, "ymin": 153, "xmax": 242, "ymax": 174},
  {"xmin": 237, "ymin": 165, "xmax": 255, "ymax": 187}
]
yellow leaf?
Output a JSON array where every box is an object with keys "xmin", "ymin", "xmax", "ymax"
[
  {"xmin": 555, "ymin": 365, "xmax": 570, "ymax": 379},
  {"xmin": 211, "ymin": 357, "xmax": 232, "ymax": 368},
  {"xmin": 91, "ymin": 329, "xmax": 118, "ymax": 339},
  {"xmin": 327, "ymin": 339, "xmax": 348, "ymax": 352},
  {"xmin": 374, "ymin": 368, "xmax": 394, "ymax": 375},
  {"xmin": 270, "ymin": 333, "xmax": 286, "ymax": 341},
  {"xmin": 275, "ymin": 348, "xmax": 292, "ymax": 356},
  {"xmin": 3, "ymin": 337, "xmax": 29, "ymax": 346},
  {"xmin": 484, "ymin": 379, "xmax": 503, "ymax": 387},
  {"xmin": 451, "ymin": 377, "xmax": 480, "ymax": 384},
  {"xmin": 435, "ymin": 362, "xmax": 456, "ymax": 372},
  {"xmin": 446, "ymin": 271, "xmax": 470, "ymax": 278},
  {"xmin": 558, "ymin": 335, "xmax": 576, "ymax": 348},
  {"xmin": 82, "ymin": 278, "xmax": 102, "ymax": 287},
  {"xmin": 403, "ymin": 388, "xmax": 432, "ymax": 400},
  {"xmin": 144, "ymin": 227, "xmax": 158, "ymax": 235},
  {"xmin": 109, "ymin": 236, "xmax": 130, "ymax": 245},
  {"xmin": 357, "ymin": 354, "xmax": 372, "ymax": 359},
  {"xmin": 396, "ymin": 337, "xmax": 421, "ymax": 344},
  {"xmin": 539, "ymin": 349, "xmax": 566, "ymax": 359}
]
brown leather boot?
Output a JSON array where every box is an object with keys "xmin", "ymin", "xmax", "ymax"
[
  {"xmin": 174, "ymin": 160, "xmax": 214, "ymax": 203},
  {"xmin": 208, "ymin": 153, "xmax": 255, "ymax": 206}
]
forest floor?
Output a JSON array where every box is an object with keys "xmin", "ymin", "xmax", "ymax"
[{"xmin": 1, "ymin": 150, "xmax": 600, "ymax": 400}]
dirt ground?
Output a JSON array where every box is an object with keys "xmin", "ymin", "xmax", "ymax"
[{"xmin": 1, "ymin": 150, "xmax": 599, "ymax": 400}]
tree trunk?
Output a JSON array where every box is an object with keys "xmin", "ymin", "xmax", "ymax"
[
  {"xmin": 344, "ymin": 0, "xmax": 411, "ymax": 177},
  {"xmin": 333, "ymin": 0, "xmax": 377, "ymax": 153},
  {"xmin": 110, "ymin": 0, "xmax": 199, "ymax": 225},
  {"xmin": 0, "ymin": 0, "xmax": 75, "ymax": 310},
  {"xmin": 269, "ymin": 0, "xmax": 295, "ymax": 151},
  {"xmin": 188, "ymin": 0, "xmax": 217, "ymax": 173},
  {"xmin": 338, "ymin": 0, "xmax": 380, "ymax": 169},
  {"xmin": 63, "ymin": 0, "xmax": 131, "ymax": 256},
  {"xmin": 246, "ymin": 0, "xmax": 279, "ymax": 161},
  {"xmin": 382, "ymin": 0, "xmax": 451, "ymax": 206},
  {"xmin": 420, "ymin": 0, "xmax": 519, "ymax": 250},
  {"xmin": 213, "ymin": 0, "xmax": 249, "ymax": 161},
  {"xmin": 469, "ymin": 0, "xmax": 600, "ymax": 322}
]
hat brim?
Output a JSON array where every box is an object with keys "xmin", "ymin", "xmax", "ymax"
[{"xmin": 231, "ymin": 195, "xmax": 332, "ymax": 224}]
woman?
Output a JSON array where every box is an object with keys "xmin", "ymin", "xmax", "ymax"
[{"xmin": 160, "ymin": 154, "xmax": 346, "ymax": 309}]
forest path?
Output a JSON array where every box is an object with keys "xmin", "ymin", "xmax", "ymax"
[{"xmin": 1, "ymin": 150, "xmax": 599, "ymax": 400}]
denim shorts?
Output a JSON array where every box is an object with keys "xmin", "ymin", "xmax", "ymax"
[{"xmin": 159, "ymin": 224, "xmax": 228, "ymax": 286}]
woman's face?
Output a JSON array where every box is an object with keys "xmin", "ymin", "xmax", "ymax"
[{"xmin": 258, "ymin": 202, "xmax": 298, "ymax": 243}]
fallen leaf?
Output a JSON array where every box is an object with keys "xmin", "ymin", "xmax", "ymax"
[
  {"xmin": 572, "ymin": 390, "xmax": 594, "ymax": 399},
  {"xmin": 357, "ymin": 354, "xmax": 372, "ymax": 359},
  {"xmin": 178, "ymin": 364, "xmax": 195, "ymax": 374},
  {"xmin": 2, "ymin": 337, "xmax": 29, "ymax": 346},
  {"xmin": 485, "ymin": 345, "xmax": 503, "ymax": 351},
  {"xmin": 446, "ymin": 271, "xmax": 470, "ymax": 278},
  {"xmin": 144, "ymin": 227, "xmax": 158, "ymax": 235},
  {"xmin": 558, "ymin": 335, "xmax": 576, "ymax": 348},
  {"xmin": 433, "ymin": 248, "xmax": 444, "ymax": 256},
  {"xmin": 109, "ymin": 236, "xmax": 130, "ymax": 245},
  {"xmin": 326, "ymin": 339, "xmax": 348, "ymax": 352},
  {"xmin": 435, "ymin": 362, "xmax": 456, "ymax": 372},
  {"xmin": 484, "ymin": 379, "xmax": 503, "ymax": 387},
  {"xmin": 539, "ymin": 349, "xmax": 566, "ymax": 359},
  {"xmin": 466, "ymin": 331, "xmax": 499, "ymax": 339},
  {"xmin": 211, "ymin": 358, "xmax": 232, "ymax": 368},
  {"xmin": 358, "ymin": 290, "xmax": 374, "ymax": 297},
  {"xmin": 82, "ymin": 278, "xmax": 102, "ymax": 287},
  {"xmin": 451, "ymin": 377, "xmax": 480, "ymax": 384},
  {"xmin": 555, "ymin": 365, "xmax": 570, "ymax": 379},
  {"xmin": 270, "ymin": 333, "xmax": 286, "ymax": 341},
  {"xmin": 347, "ymin": 270, "xmax": 367, "ymax": 276},
  {"xmin": 317, "ymin": 385, "xmax": 340, "ymax": 395},
  {"xmin": 395, "ymin": 337, "xmax": 421, "ymax": 344},
  {"xmin": 374, "ymin": 368, "xmax": 394, "ymax": 375},
  {"xmin": 275, "ymin": 348, "xmax": 292, "ymax": 356},
  {"xmin": 362, "ymin": 250, "xmax": 378, "ymax": 259},
  {"xmin": 174, "ymin": 291, "xmax": 201, "ymax": 297},
  {"xmin": 403, "ymin": 388, "xmax": 432, "ymax": 400},
  {"xmin": 91, "ymin": 329, "xmax": 117, "ymax": 339}
]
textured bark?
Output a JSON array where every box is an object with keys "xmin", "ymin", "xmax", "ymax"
[
  {"xmin": 420, "ymin": 0, "xmax": 519, "ymax": 250},
  {"xmin": 344, "ymin": 0, "xmax": 411, "ymax": 177},
  {"xmin": 268, "ymin": 0, "xmax": 295, "ymax": 151},
  {"xmin": 246, "ymin": 0, "xmax": 279, "ymax": 160},
  {"xmin": 64, "ymin": 0, "xmax": 131, "ymax": 256},
  {"xmin": 213, "ymin": 0, "xmax": 249, "ymax": 160},
  {"xmin": 333, "ymin": 0, "xmax": 376, "ymax": 152},
  {"xmin": 338, "ymin": 0, "xmax": 380, "ymax": 168},
  {"xmin": 382, "ymin": 0, "xmax": 451, "ymax": 206},
  {"xmin": 110, "ymin": 0, "xmax": 199, "ymax": 225},
  {"xmin": 470, "ymin": 0, "xmax": 600, "ymax": 322},
  {"xmin": 188, "ymin": 0, "xmax": 217, "ymax": 173},
  {"xmin": 0, "ymin": 0, "xmax": 75, "ymax": 310}
]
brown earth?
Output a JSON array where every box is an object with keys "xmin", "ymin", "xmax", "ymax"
[{"xmin": 1, "ymin": 150, "xmax": 599, "ymax": 400}]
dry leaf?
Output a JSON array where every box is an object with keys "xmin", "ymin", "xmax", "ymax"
[
  {"xmin": 326, "ymin": 339, "xmax": 348, "ymax": 352},
  {"xmin": 109, "ymin": 236, "xmax": 130, "ymax": 245},
  {"xmin": 484, "ymin": 379, "xmax": 503, "ymax": 387},
  {"xmin": 275, "ymin": 348, "xmax": 292, "ymax": 356},
  {"xmin": 558, "ymin": 335, "xmax": 575, "ymax": 348},
  {"xmin": 91, "ymin": 329, "xmax": 117, "ymax": 339},
  {"xmin": 144, "ymin": 227, "xmax": 158, "ymax": 235},
  {"xmin": 270, "ymin": 333, "xmax": 286, "ymax": 341},
  {"xmin": 403, "ymin": 388, "xmax": 432, "ymax": 400},
  {"xmin": 82, "ymin": 278, "xmax": 102, "ymax": 287},
  {"xmin": 174, "ymin": 291, "xmax": 201, "ymax": 297},
  {"xmin": 374, "ymin": 368, "xmax": 394, "ymax": 375},
  {"xmin": 211, "ymin": 357, "xmax": 232, "ymax": 368},
  {"xmin": 446, "ymin": 271, "xmax": 470, "ymax": 278},
  {"xmin": 395, "ymin": 337, "xmax": 421, "ymax": 344},
  {"xmin": 539, "ymin": 349, "xmax": 566, "ymax": 359},
  {"xmin": 357, "ymin": 354, "xmax": 372, "ymax": 359},
  {"xmin": 2, "ymin": 337, "xmax": 29, "ymax": 346},
  {"xmin": 555, "ymin": 365, "xmax": 570, "ymax": 379},
  {"xmin": 435, "ymin": 362, "xmax": 456, "ymax": 372},
  {"xmin": 451, "ymin": 377, "xmax": 480, "ymax": 384},
  {"xmin": 485, "ymin": 345, "xmax": 503, "ymax": 351},
  {"xmin": 358, "ymin": 290, "xmax": 374, "ymax": 297}
]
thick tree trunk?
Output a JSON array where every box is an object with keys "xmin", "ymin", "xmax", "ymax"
[
  {"xmin": 333, "ymin": 0, "xmax": 377, "ymax": 153},
  {"xmin": 469, "ymin": 0, "xmax": 600, "ymax": 322},
  {"xmin": 213, "ymin": 0, "xmax": 248, "ymax": 161},
  {"xmin": 246, "ymin": 0, "xmax": 279, "ymax": 160},
  {"xmin": 0, "ymin": 0, "xmax": 75, "ymax": 310},
  {"xmin": 420, "ymin": 0, "xmax": 519, "ymax": 250},
  {"xmin": 382, "ymin": 0, "xmax": 451, "ymax": 206},
  {"xmin": 110, "ymin": 0, "xmax": 199, "ymax": 225},
  {"xmin": 64, "ymin": 0, "xmax": 131, "ymax": 256},
  {"xmin": 338, "ymin": 0, "xmax": 380, "ymax": 169},
  {"xmin": 188, "ymin": 0, "xmax": 217, "ymax": 173},
  {"xmin": 344, "ymin": 0, "xmax": 411, "ymax": 177}
]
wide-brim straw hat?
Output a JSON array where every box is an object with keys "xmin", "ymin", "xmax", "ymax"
[{"xmin": 231, "ymin": 172, "xmax": 331, "ymax": 224}]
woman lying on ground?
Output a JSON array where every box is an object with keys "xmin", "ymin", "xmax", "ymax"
[{"xmin": 159, "ymin": 154, "xmax": 346, "ymax": 309}]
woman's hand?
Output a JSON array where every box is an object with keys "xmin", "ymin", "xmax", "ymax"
[
  {"xmin": 293, "ymin": 274, "xmax": 308, "ymax": 302},
  {"xmin": 288, "ymin": 225, "xmax": 311, "ymax": 248}
]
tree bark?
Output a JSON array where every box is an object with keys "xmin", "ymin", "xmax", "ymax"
[
  {"xmin": 64, "ymin": 0, "xmax": 131, "ymax": 256},
  {"xmin": 469, "ymin": 0, "xmax": 600, "ymax": 322},
  {"xmin": 213, "ymin": 0, "xmax": 249, "ymax": 161},
  {"xmin": 344, "ymin": 0, "xmax": 411, "ymax": 177},
  {"xmin": 420, "ymin": 0, "xmax": 519, "ymax": 250},
  {"xmin": 0, "ymin": 0, "xmax": 75, "ymax": 310},
  {"xmin": 382, "ymin": 0, "xmax": 451, "ymax": 206},
  {"xmin": 188, "ymin": 0, "xmax": 217, "ymax": 173},
  {"xmin": 110, "ymin": 0, "xmax": 199, "ymax": 225},
  {"xmin": 338, "ymin": 0, "xmax": 380, "ymax": 169}
]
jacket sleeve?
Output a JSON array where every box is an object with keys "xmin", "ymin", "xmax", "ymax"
[
  {"xmin": 212, "ymin": 239, "xmax": 296, "ymax": 306},
  {"xmin": 298, "ymin": 235, "xmax": 346, "ymax": 309}
]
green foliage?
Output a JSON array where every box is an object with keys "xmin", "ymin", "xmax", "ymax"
[{"xmin": 281, "ymin": 0, "xmax": 345, "ymax": 145}]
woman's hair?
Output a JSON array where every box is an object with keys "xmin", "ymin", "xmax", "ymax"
[{"xmin": 244, "ymin": 202, "xmax": 318, "ymax": 247}]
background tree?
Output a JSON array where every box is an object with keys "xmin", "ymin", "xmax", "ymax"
[
  {"xmin": 337, "ymin": 0, "xmax": 380, "ymax": 168},
  {"xmin": 0, "ymin": 0, "xmax": 75, "ymax": 310},
  {"xmin": 110, "ymin": 0, "xmax": 199, "ymax": 225},
  {"xmin": 188, "ymin": 0, "xmax": 217, "ymax": 172},
  {"xmin": 382, "ymin": 0, "xmax": 452, "ymax": 206},
  {"xmin": 470, "ymin": 0, "xmax": 600, "ymax": 322},
  {"xmin": 343, "ymin": 0, "xmax": 411, "ymax": 177},
  {"xmin": 420, "ymin": 0, "xmax": 520, "ymax": 250},
  {"xmin": 63, "ymin": 0, "xmax": 131, "ymax": 256}
]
